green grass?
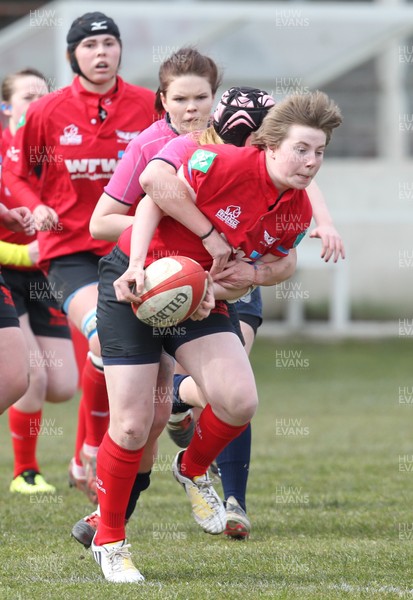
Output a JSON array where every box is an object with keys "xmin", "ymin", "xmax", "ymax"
[{"xmin": 0, "ymin": 337, "xmax": 412, "ymax": 599}]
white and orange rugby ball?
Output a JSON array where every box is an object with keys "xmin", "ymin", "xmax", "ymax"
[{"xmin": 132, "ymin": 256, "xmax": 208, "ymax": 327}]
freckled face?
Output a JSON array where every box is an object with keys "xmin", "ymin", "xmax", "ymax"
[{"xmin": 266, "ymin": 125, "xmax": 326, "ymax": 192}]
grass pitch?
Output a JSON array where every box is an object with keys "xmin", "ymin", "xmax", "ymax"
[{"xmin": 0, "ymin": 337, "xmax": 411, "ymax": 600}]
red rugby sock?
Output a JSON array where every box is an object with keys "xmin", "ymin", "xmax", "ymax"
[
  {"xmin": 81, "ymin": 356, "xmax": 109, "ymax": 448},
  {"xmin": 180, "ymin": 403, "xmax": 248, "ymax": 479},
  {"xmin": 94, "ymin": 433, "xmax": 144, "ymax": 545},
  {"xmin": 8, "ymin": 406, "xmax": 41, "ymax": 477},
  {"xmin": 74, "ymin": 397, "xmax": 86, "ymax": 467}
]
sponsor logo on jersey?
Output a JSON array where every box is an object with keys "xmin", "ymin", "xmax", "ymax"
[
  {"xmin": 263, "ymin": 230, "xmax": 277, "ymax": 246},
  {"xmin": 6, "ymin": 146, "xmax": 20, "ymax": 162},
  {"xmin": 189, "ymin": 149, "xmax": 217, "ymax": 173},
  {"xmin": 215, "ymin": 205, "xmax": 241, "ymax": 230},
  {"xmin": 60, "ymin": 124, "xmax": 82, "ymax": 145},
  {"xmin": 64, "ymin": 157, "xmax": 118, "ymax": 180},
  {"xmin": 115, "ymin": 130, "xmax": 140, "ymax": 143},
  {"xmin": 257, "ymin": 229, "xmax": 280, "ymax": 250}
]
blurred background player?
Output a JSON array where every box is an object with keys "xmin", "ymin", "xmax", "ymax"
[
  {"xmin": 0, "ymin": 200, "xmax": 35, "ymax": 412},
  {"xmin": 3, "ymin": 13, "xmax": 158, "ymax": 504},
  {"xmin": 1, "ymin": 68, "xmax": 78, "ymax": 494}
]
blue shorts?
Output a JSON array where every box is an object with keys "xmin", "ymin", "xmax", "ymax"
[{"xmin": 234, "ymin": 287, "xmax": 263, "ymax": 335}]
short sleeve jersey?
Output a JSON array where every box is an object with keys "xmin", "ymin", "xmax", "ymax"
[
  {"xmin": 5, "ymin": 76, "xmax": 157, "ymax": 264},
  {"xmin": 150, "ymin": 133, "xmax": 198, "ymax": 172},
  {"xmin": 117, "ymin": 144, "xmax": 312, "ymax": 269},
  {"xmin": 104, "ymin": 116, "xmax": 179, "ymax": 206}
]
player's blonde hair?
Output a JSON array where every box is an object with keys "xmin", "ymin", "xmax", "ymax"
[
  {"xmin": 198, "ymin": 127, "xmax": 224, "ymax": 145},
  {"xmin": 251, "ymin": 90, "xmax": 342, "ymax": 148}
]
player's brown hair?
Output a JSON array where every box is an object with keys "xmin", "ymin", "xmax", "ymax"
[
  {"xmin": 155, "ymin": 47, "xmax": 222, "ymax": 114},
  {"xmin": 2, "ymin": 68, "xmax": 49, "ymax": 102},
  {"xmin": 251, "ymin": 90, "xmax": 342, "ymax": 148}
]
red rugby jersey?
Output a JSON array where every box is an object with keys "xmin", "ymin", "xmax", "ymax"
[
  {"xmin": 3, "ymin": 76, "xmax": 157, "ymax": 265},
  {"xmin": 118, "ymin": 145, "xmax": 312, "ymax": 269},
  {"xmin": 1, "ymin": 127, "xmax": 37, "ymax": 249}
]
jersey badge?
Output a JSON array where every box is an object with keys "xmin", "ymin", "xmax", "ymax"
[
  {"xmin": 263, "ymin": 230, "xmax": 277, "ymax": 246},
  {"xmin": 188, "ymin": 149, "xmax": 217, "ymax": 173},
  {"xmin": 215, "ymin": 205, "xmax": 241, "ymax": 230},
  {"xmin": 115, "ymin": 130, "xmax": 140, "ymax": 143},
  {"xmin": 6, "ymin": 146, "xmax": 20, "ymax": 162},
  {"xmin": 60, "ymin": 124, "xmax": 82, "ymax": 145}
]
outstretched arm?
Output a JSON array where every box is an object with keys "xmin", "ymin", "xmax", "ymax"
[{"xmin": 306, "ymin": 180, "xmax": 345, "ymax": 262}]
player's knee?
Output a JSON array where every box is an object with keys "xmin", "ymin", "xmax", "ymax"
[
  {"xmin": 228, "ymin": 383, "xmax": 258, "ymax": 422},
  {"xmin": 112, "ymin": 413, "xmax": 153, "ymax": 448},
  {"xmin": 28, "ymin": 361, "xmax": 48, "ymax": 396},
  {"xmin": 235, "ymin": 395, "xmax": 258, "ymax": 423},
  {"xmin": 46, "ymin": 378, "xmax": 77, "ymax": 403},
  {"xmin": 0, "ymin": 373, "xmax": 30, "ymax": 412}
]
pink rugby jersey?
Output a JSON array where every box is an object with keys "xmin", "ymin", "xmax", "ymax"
[
  {"xmin": 149, "ymin": 132, "xmax": 198, "ymax": 172},
  {"xmin": 104, "ymin": 117, "xmax": 179, "ymax": 206}
]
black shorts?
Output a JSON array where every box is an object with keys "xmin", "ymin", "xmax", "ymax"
[
  {"xmin": 0, "ymin": 273, "xmax": 20, "ymax": 329},
  {"xmin": 1, "ymin": 268, "xmax": 71, "ymax": 338},
  {"xmin": 97, "ymin": 246, "xmax": 238, "ymax": 366},
  {"xmin": 47, "ymin": 252, "xmax": 101, "ymax": 313},
  {"xmin": 227, "ymin": 301, "xmax": 245, "ymax": 346}
]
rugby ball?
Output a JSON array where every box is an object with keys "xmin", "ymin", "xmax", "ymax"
[{"xmin": 132, "ymin": 256, "xmax": 208, "ymax": 327}]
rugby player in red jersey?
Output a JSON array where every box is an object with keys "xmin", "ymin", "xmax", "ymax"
[
  {"xmin": 3, "ymin": 12, "xmax": 158, "ymax": 504},
  {"xmin": 0, "ymin": 182, "xmax": 35, "ymax": 411},
  {"xmin": 85, "ymin": 90, "xmax": 342, "ymax": 583},
  {"xmin": 1, "ymin": 68, "xmax": 78, "ymax": 494}
]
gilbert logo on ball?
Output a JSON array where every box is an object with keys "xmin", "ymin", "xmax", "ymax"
[{"xmin": 132, "ymin": 256, "xmax": 208, "ymax": 327}]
